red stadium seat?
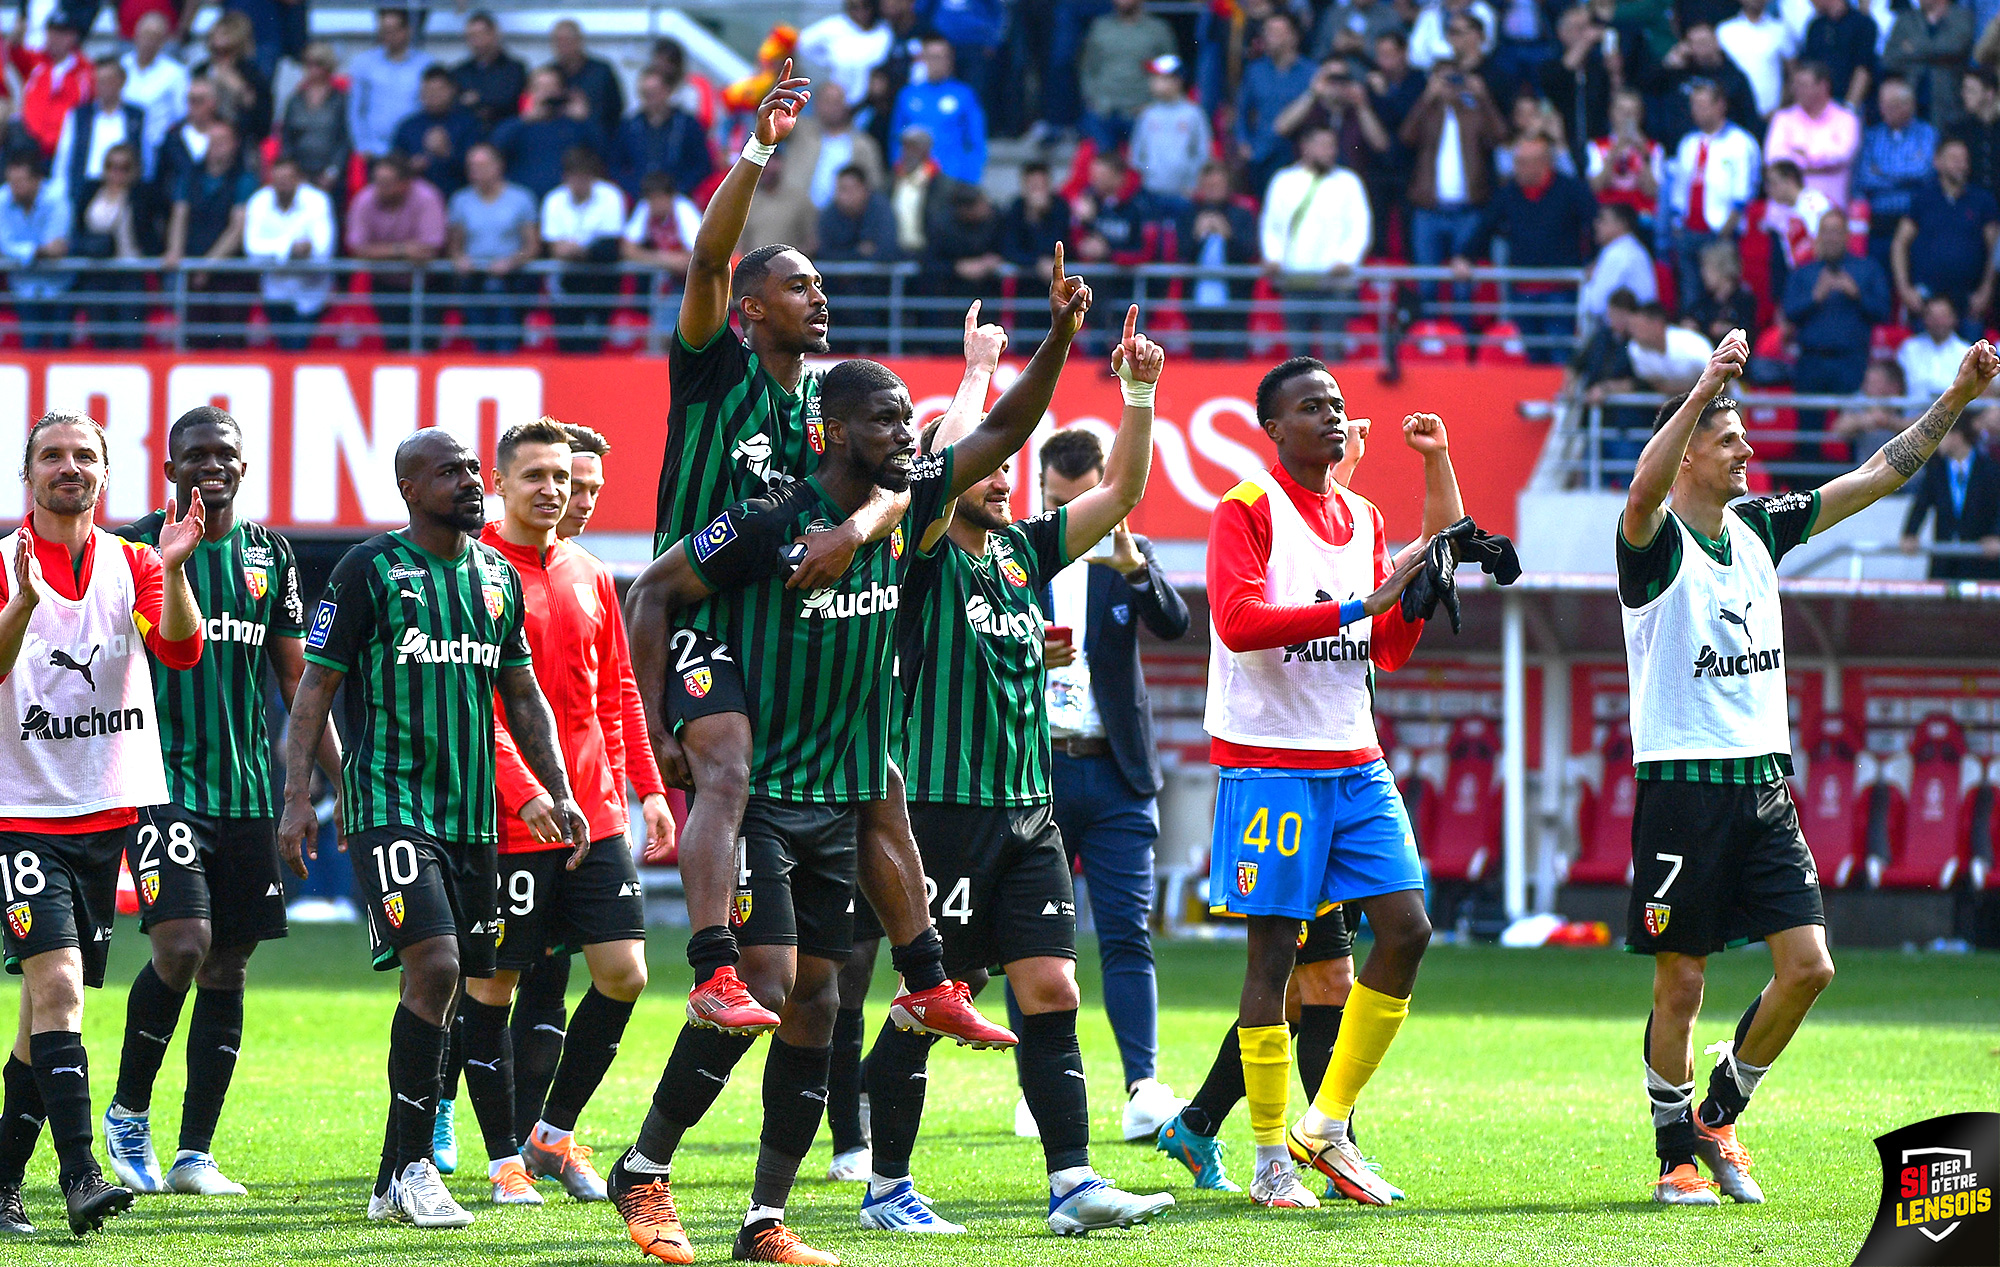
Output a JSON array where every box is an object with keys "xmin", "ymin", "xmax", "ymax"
[
  {"xmin": 1800, "ymin": 715, "xmax": 1869, "ymax": 887},
  {"xmin": 1423, "ymin": 716, "xmax": 1503, "ymax": 881},
  {"xmin": 1569, "ymin": 721, "xmax": 1636, "ymax": 885},
  {"xmin": 1871, "ymin": 713, "xmax": 1976, "ymax": 889},
  {"xmin": 1479, "ymin": 320, "xmax": 1529, "ymax": 364},
  {"xmin": 1403, "ymin": 318, "xmax": 1465, "ymax": 363}
]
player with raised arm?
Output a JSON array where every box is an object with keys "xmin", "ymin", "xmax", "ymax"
[
  {"xmin": 656, "ymin": 60, "xmax": 1004, "ymax": 1053},
  {"xmin": 276, "ymin": 429, "xmax": 589, "ymax": 1230},
  {"xmin": 1204, "ymin": 359, "xmax": 1462, "ymax": 1209},
  {"xmin": 853, "ymin": 307, "xmax": 1176, "ymax": 1237},
  {"xmin": 98, "ymin": 407, "xmax": 341, "ymax": 1200},
  {"xmin": 0, "ymin": 411, "xmax": 206, "ymax": 1236},
  {"xmin": 1617, "ymin": 333, "xmax": 2000, "ymax": 1205},
  {"xmin": 611, "ymin": 258, "xmax": 1092, "ymax": 1265}
]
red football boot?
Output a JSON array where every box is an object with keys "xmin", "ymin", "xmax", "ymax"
[
  {"xmin": 888, "ymin": 980, "xmax": 1017, "ymax": 1049},
  {"xmin": 686, "ymin": 966, "xmax": 780, "ymax": 1035}
]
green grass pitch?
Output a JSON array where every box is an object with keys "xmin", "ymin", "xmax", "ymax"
[{"xmin": 2, "ymin": 923, "xmax": 1994, "ymax": 1265}]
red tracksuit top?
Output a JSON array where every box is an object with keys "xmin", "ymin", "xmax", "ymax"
[{"xmin": 483, "ymin": 526, "xmax": 665, "ymax": 854}]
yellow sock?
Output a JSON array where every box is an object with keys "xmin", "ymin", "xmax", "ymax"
[
  {"xmin": 1311, "ymin": 982, "xmax": 1410, "ymax": 1122},
  {"xmin": 1237, "ymin": 1024, "xmax": 1292, "ymax": 1146}
]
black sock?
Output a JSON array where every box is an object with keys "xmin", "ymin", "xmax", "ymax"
[
  {"xmin": 179, "ymin": 986, "xmax": 244, "ymax": 1154},
  {"xmin": 750, "ymin": 1038, "xmax": 831, "ymax": 1210},
  {"xmin": 1699, "ymin": 995, "xmax": 1764, "ymax": 1129},
  {"xmin": 1018, "ymin": 1010, "xmax": 1090, "ymax": 1174},
  {"xmin": 439, "ymin": 1010, "xmax": 465, "ymax": 1103},
  {"xmin": 1645, "ymin": 1013, "xmax": 1697, "ymax": 1168},
  {"xmin": 511, "ymin": 954, "xmax": 571, "ymax": 1143},
  {"xmin": 389, "ymin": 1005, "xmax": 448, "ymax": 1169},
  {"xmin": 861, "ymin": 1018, "xmax": 936, "ymax": 1179},
  {"xmin": 687, "ymin": 925, "xmax": 738, "ymax": 985},
  {"xmin": 1181, "ymin": 1024, "xmax": 1243, "ymax": 1138},
  {"xmin": 114, "ymin": 961, "xmax": 188, "ymax": 1114},
  {"xmin": 1295, "ymin": 1004, "xmax": 1343, "ymax": 1099},
  {"xmin": 0, "ymin": 1055, "xmax": 46, "ymax": 1188},
  {"xmin": 634, "ymin": 1023, "xmax": 756, "ymax": 1163},
  {"xmin": 889, "ymin": 927, "xmax": 947, "ymax": 993},
  {"xmin": 376, "ymin": 1095, "xmax": 397, "ymax": 1197},
  {"xmin": 460, "ymin": 998, "xmax": 518, "ymax": 1160},
  {"xmin": 29, "ymin": 1031, "xmax": 97, "ymax": 1186},
  {"xmin": 540, "ymin": 987, "xmax": 634, "ymax": 1134},
  {"xmin": 827, "ymin": 1007, "xmax": 867, "ymax": 1154}
]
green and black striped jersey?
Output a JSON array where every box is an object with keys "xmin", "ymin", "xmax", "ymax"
[
  {"xmin": 304, "ymin": 531, "xmax": 530, "ymax": 845},
  {"xmin": 898, "ymin": 509, "xmax": 1070, "ymax": 806},
  {"xmin": 114, "ymin": 514, "xmax": 306, "ymax": 817},
  {"xmin": 684, "ymin": 451, "xmax": 954, "ymax": 804},
  {"xmin": 653, "ymin": 326, "xmax": 824, "ymax": 557}
]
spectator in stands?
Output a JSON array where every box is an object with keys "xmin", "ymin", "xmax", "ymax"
[
  {"xmin": 933, "ymin": 185, "xmax": 1006, "ymax": 298},
  {"xmin": 621, "ymin": 169, "xmax": 700, "ymax": 271},
  {"xmin": 391, "ymin": 66, "xmax": 480, "ymax": 199},
  {"xmin": 1765, "ymin": 61, "xmax": 1861, "ymax": 206},
  {"xmin": 1001, "ymin": 159, "xmax": 1070, "ymax": 274},
  {"xmin": 70, "ymin": 142, "xmax": 157, "ymax": 348},
  {"xmin": 1900, "ymin": 416, "xmax": 2000, "ymax": 578},
  {"xmin": 1832, "ymin": 358, "xmax": 1911, "ymax": 460},
  {"xmin": 1899, "ymin": 294, "xmax": 1974, "ymax": 396},
  {"xmin": 166, "ymin": 121, "xmax": 257, "ymax": 349},
  {"xmin": 1639, "ymin": 24, "xmax": 1761, "ymax": 147},
  {"xmin": 447, "ymin": 142, "xmax": 540, "ymax": 352},
  {"xmin": 194, "ymin": 11, "xmax": 272, "ymax": 143},
  {"xmin": 735, "ymin": 150, "xmax": 819, "ymax": 254},
  {"xmin": 1587, "ymin": 89, "xmax": 1664, "ymax": 227},
  {"xmin": 1579, "ymin": 201, "xmax": 1658, "ymax": 319},
  {"xmin": 1625, "ymin": 300, "xmax": 1713, "ymax": 389},
  {"xmin": 53, "ymin": 57, "xmax": 149, "ymax": 209},
  {"xmin": 1668, "ymin": 80, "xmax": 1761, "ymax": 305},
  {"xmin": 1569, "ymin": 284, "xmax": 1639, "ymax": 402},
  {"xmin": 1760, "ymin": 157, "xmax": 1835, "ymax": 278},
  {"xmin": 928, "ymin": 0, "xmax": 1006, "ymax": 110},
  {"xmin": 798, "ymin": 0, "xmax": 893, "ymax": 106},
  {"xmin": 539, "ymin": 145, "xmax": 624, "ymax": 353},
  {"xmin": 1409, "ymin": 0, "xmax": 1496, "ymax": 72},
  {"xmin": 1180, "ymin": 161, "xmax": 1259, "ymax": 355},
  {"xmin": 1367, "ymin": 32, "xmax": 1424, "ymax": 249},
  {"xmin": 877, "ymin": 0, "xmax": 937, "ymax": 102},
  {"xmin": 647, "ymin": 38, "xmax": 715, "ymax": 123},
  {"xmin": 1315, "ymin": 0, "xmax": 1408, "ymax": 63},
  {"xmin": 243, "ymin": 154, "xmax": 334, "ymax": 350},
  {"xmin": 1072, "ymin": 150, "xmax": 1160, "ymax": 263},
  {"xmin": 452, "ymin": 10, "xmax": 528, "ymax": 131},
  {"xmin": 1951, "ymin": 70, "xmax": 2000, "ymax": 198},
  {"xmin": 14, "ymin": 17, "xmax": 92, "ymax": 160},
  {"xmin": 1078, "ymin": 0, "xmax": 1177, "ymax": 151},
  {"xmin": 1894, "ymin": 136, "xmax": 2000, "ymax": 322},
  {"xmin": 281, "ymin": 43, "xmax": 351, "ymax": 197},
  {"xmin": 1404, "ymin": 31, "xmax": 1506, "ymax": 301},
  {"xmin": 1495, "ymin": 93, "xmax": 1574, "ymax": 182},
  {"xmin": 782, "ymin": 81, "xmax": 882, "ymax": 212},
  {"xmin": 818, "ymin": 164, "xmax": 899, "ymax": 263},
  {"xmin": 890, "ymin": 38, "xmax": 986, "ymax": 183},
  {"xmin": 1237, "ymin": 13, "xmax": 1315, "ymax": 193},
  {"xmin": 1681, "ymin": 238, "xmax": 1760, "ymax": 343},
  {"xmin": 1260, "ymin": 122, "xmax": 1370, "ymax": 357},
  {"xmin": 216, "ymin": 0, "xmax": 310, "ymax": 83},
  {"xmin": 1275, "ymin": 56, "xmax": 1392, "ymax": 188},
  {"xmin": 1784, "ymin": 206, "xmax": 1890, "ymax": 454},
  {"xmin": 1717, "ymin": 0, "xmax": 1794, "ymax": 121},
  {"xmin": 1, "ymin": 155, "xmax": 72, "ymax": 348},
  {"xmin": 1540, "ymin": 6, "xmax": 1614, "ymax": 174},
  {"xmin": 1884, "ymin": 0, "xmax": 1974, "ymax": 132},
  {"xmin": 614, "ymin": 67, "xmax": 714, "ymax": 204},
  {"xmin": 1472, "ymin": 133, "xmax": 1595, "ymax": 361},
  {"xmin": 347, "ymin": 6, "xmax": 433, "ymax": 163},
  {"xmin": 888, "ymin": 127, "xmax": 961, "ymax": 262},
  {"xmin": 1855, "ymin": 78, "xmax": 1937, "ymax": 265},
  {"xmin": 490, "ymin": 67, "xmax": 606, "ymax": 201},
  {"xmin": 121, "ymin": 13, "xmax": 188, "ymax": 153},
  {"xmin": 548, "ymin": 19, "xmax": 624, "ymax": 143},
  {"xmin": 1801, "ymin": 0, "xmax": 1876, "ymax": 110},
  {"xmin": 1128, "ymin": 55, "xmax": 1209, "ymax": 202},
  {"xmin": 157, "ymin": 78, "xmax": 221, "ymax": 207},
  {"xmin": 346, "ymin": 150, "xmax": 447, "ymax": 351}
]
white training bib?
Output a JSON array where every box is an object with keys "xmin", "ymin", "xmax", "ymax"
[
  {"xmin": 0, "ymin": 530, "xmax": 169, "ymax": 817},
  {"xmin": 1621, "ymin": 508, "xmax": 1791, "ymax": 764},
  {"xmin": 1205, "ymin": 471, "xmax": 1380, "ymax": 753}
]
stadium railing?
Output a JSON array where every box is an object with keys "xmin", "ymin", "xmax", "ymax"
[{"xmin": 0, "ymin": 258, "xmax": 1589, "ymax": 367}]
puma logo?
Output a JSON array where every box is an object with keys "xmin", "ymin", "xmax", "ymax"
[
  {"xmin": 1064, "ymin": 1069, "xmax": 1086, "ymax": 1080},
  {"xmin": 395, "ymin": 1093, "xmax": 430, "ymax": 1110},
  {"xmin": 466, "ymin": 1059, "xmax": 500, "ymax": 1072},
  {"xmin": 217, "ymin": 1046, "xmax": 238, "ymax": 1057},
  {"xmin": 533, "ymin": 1024, "xmax": 566, "ymax": 1037},
  {"xmin": 50, "ymin": 1065, "xmax": 85, "ymax": 1078},
  {"xmin": 694, "ymin": 1068, "xmax": 728, "ymax": 1084},
  {"xmin": 1718, "ymin": 601, "xmax": 1754, "ymax": 647},
  {"xmin": 801, "ymin": 1089, "xmax": 827, "ymax": 1103},
  {"xmin": 48, "ymin": 646, "xmax": 98, "ymax": 690},
  {"xmin": 138, "ymin": 1030, "xmax": 171, "ymax": 1045}
]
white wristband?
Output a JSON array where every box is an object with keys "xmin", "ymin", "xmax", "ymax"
[
  {"xmin": 741, "ymin": 137, "xmax": 776, "ymax": 167},
  {"xmin": 1119, "ymin": 378, "xmax": 1156, "ymax": 408}
]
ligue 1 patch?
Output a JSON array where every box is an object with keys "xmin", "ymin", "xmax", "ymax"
[
  {"xmin": 683, "ymin": 667, "xmax": 713, "ymax": 698},
  {"xmin": 1237, "ymin": 861, "xmax": 1258, "ymax": 895},
  {"xmin": 483, "ymin": 584, "xmax": 506, "ymax": 619},
  {"xmin": 307, "ymin": 599, "xmax": 337, "ymax": 650},
  {"xmin": 732, "ymin": 891, "xmax": 753, "ymax": 926},
  {"xmin": 4, "ymin": 901, "xmax": 28, "ymax": 939},
  {"xmin": 1854, "ymin": 1112, "xmax": 1999, "ymax": 1265},
  {"xmin": 140, "ymin": 870, "xmax": 160, "ymax": 907},
  {"xmin": 1000, "ymin": 559, "xmax": 1028, "ymax": 587},
  {"xmin": 243, "ymin": 565, "xmax": 268, "ymax": 600},
  {"xmin": 692, "ymin": 513, "xmax": 738, "ymax": 563},
  {"xmin": 1111, "ymin": 602, "xmax": 1131, "ymax": 626},
  {"xmin": 891, "ymin": 524, "xmax": 905, "ymax": 559},
  {"xmin": 383, "ymin": 891, "xmax": 406, "ymax": 930},
  {"xmin": 1644, "ymin": 902, "xmax": 1671, "ymax": 937}
]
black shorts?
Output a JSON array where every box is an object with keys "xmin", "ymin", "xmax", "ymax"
[
  {"xmin": 1296, "ymin": 906, "xmax": 1354, "ymax": 964},
  {"xmin": 852, "ymin": 887, "xmax": 887, "ymax": 944},
  {"xmin": 130, "ymin": 807, "xmax": 288, "ymax": 948},
  {"xmin": 664, "ymin": 628, "xmax": 748, "ymax": 727},
  {"xmin": 1626, "ymin": 778, "xmax": 1825, "ymax": 956},
  {"xmin": 0, "ymin": 827, "xmax": 127, "ymax": 988},
  {"xmin": 494, "ymin": 836, "xmax": 646, "ymax": 971},
  {"xmin": 348, "ymin": 827, "xmax": 500, "ymax": 978},
  {"xmin": 908, "ymin": 801, "xmax": 1078, "ymax": 978},
  {"xmin": 735, "ymin": 797, "xmax": 858, "ymax": 962}
]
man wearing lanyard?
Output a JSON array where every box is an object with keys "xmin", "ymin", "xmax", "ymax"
[
  {"xmin": 1900, "ymin": 416, "xmax": 2000, "ymax": 579},
  {"xmin": 1030, "ymin": 428, "xmax": 1192, "ymax": 1144}
]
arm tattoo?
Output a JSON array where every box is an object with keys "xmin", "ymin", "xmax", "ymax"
[
  {"xmin": 1880, "ymin": 397, "xmax": 1964, "ymax": 479},
  {"xmin": 499, "ymin": 666, "xmax": 572, "ymax": 801}
]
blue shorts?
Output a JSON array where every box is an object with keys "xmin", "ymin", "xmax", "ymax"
[{"xmin": 1208, "ymin": 761, "xmax": 1423, "ymax": 920}]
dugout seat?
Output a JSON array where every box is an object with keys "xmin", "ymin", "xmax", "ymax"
[
  {"xmin": 1568, "ymin": 720, "xmax": 1636, "ymax": 886},
  {"xmin": 1970, "ymin": 758, "xmax": 1998, "ymax": 890},
  {"xmin": 1869, "ymin": 713, "xmax": 1978, "ymax": 889},
  {"xmin": 1800, "ymin": 714, "xmax": 1870, "ymax": 888},
  {"xmin": 1403, "ymin": 319, "xmax": 1466, "ymax": 363},
  {"xmin": 1421, "ymin": 716, "xmax": 1503, "ymax": 881}
]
